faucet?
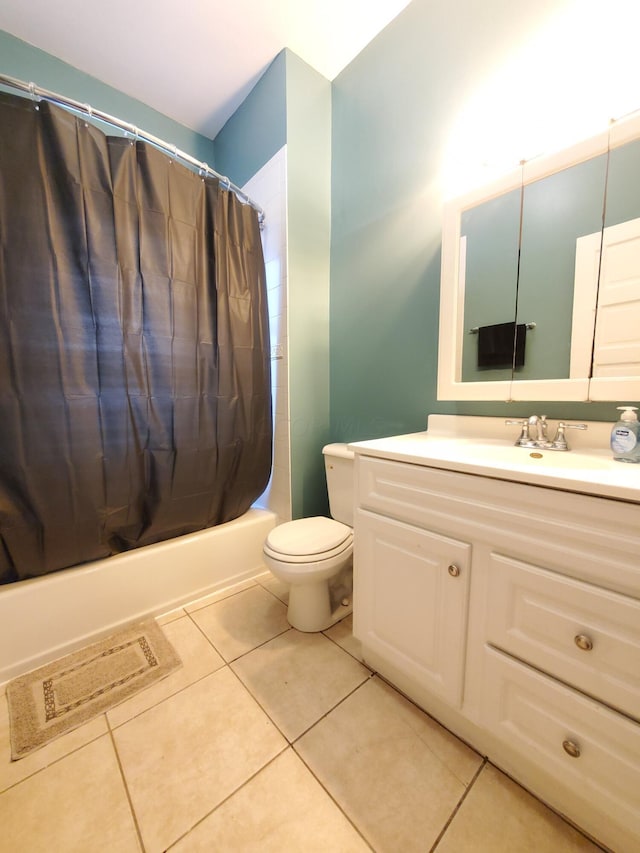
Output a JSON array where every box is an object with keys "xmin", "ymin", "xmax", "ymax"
[
  {"xmin": 505, "ymin": 414, "xmax": 547, "ymax": 447},
  {"xmin": 505, "ymin": 416, "xmax": 587, "ymax": 450},
  {"xmin": 528, "ymin": 414, "xmax": 548, "ymax": 443}
]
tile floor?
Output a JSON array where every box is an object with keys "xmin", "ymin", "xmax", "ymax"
[{"xmin": 0, "ymin": 572, "xmax": 605, "ymax": 853}]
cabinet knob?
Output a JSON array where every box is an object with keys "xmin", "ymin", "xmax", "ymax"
[
  {"xmin": 562, "ymin": 739, "xmax": 581, "ymax": 758},
  {"xmin": 574, "ymin": 634, "xmax": 593, "ymax": 652},
  {"xmin": 447, "ymin": 564, "xmax": 461, "ymax": 578}
]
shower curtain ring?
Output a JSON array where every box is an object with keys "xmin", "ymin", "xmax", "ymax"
[{"xmin": 28, "ymin": 82, "xmax": 40, "ymax": 109}]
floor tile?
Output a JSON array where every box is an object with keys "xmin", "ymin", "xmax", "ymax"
[
  {"xmin": 433, "ymin": 762, "xmax": 603, "ymax": 852},
  {"xmin": 324, "ymin": 614, "xmax": 364, "ymax": 661},
  {"xmin": 0, "ymin": 692, "xmax": 109, "ymax": 794},
  {"xmin": 231, "ymin": 628, "xmax": 371, "ymax": 741},
  {"xmin": 0, "ymin": 735, "xmax": 140, "ymax": 852},
  {"xmin": 190, "ymin": 585, "xmax": 290, "ymax": 661},
  {"xmin": 171, "ymin": 748, "xmax": 371, "ymax": 852},
  {"xmin": 107, "ymin": 615, "xmax": 225, "ymax": 728},
  {"xmin": 296, "ymin": 675, "xmax": 482, "ymax": 852},
  {"xmin": 112, "ymin": 667, "xmax": 287, "ymax": 853}
]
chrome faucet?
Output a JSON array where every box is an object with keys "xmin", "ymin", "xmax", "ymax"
[
  {"xmin": 528, "ymin": 414, "xmax": 548, "ymax": 443},
  {"xmin": 505, "ymin": 416, "xmax": 587, "ymax": 451}
]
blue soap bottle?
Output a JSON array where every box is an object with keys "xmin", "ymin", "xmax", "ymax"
[{"xmin": 610, "ymin": 406, "xmax": 640, "ymax": 463}]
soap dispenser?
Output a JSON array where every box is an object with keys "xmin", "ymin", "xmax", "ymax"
[{"xmin": 611, "ymin": 406, "xmax": 640, "ymax": 463}]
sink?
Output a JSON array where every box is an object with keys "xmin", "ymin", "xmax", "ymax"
[
  {"xmin": 442, "ymin": 440, "xmax": 616, "ymax": 470},
  {"xmin": 349, "ymin": 416, "xmax": 640, "ymax": 503}
]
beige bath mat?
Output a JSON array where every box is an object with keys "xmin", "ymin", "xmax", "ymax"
[{"xmin": 7, "ymin": 619, "xmax": 182, "ymax": 760}]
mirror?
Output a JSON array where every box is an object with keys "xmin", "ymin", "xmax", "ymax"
[
  {"xmin": 460, "ymin": 186, "xmax": 521, "ymax": 384},
  {"xmin": 438, "ymin": 111, "xmax": 640, "ymax": 402}
]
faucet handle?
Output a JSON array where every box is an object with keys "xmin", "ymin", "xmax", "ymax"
[
  {"xmin": 505, "ymin": 419, "xmax": 530, "ymax": 446},
  {"xmin": 552, "ymin": 421, "xmax": 588, "ymax": 450}
]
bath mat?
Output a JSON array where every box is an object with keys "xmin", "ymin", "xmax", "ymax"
[{"xmin": 6, "ymin": 619, "xmax": 182, "ymax": 760}]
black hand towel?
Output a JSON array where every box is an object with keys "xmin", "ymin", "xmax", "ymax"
[{"xmin": 477, "ymin": 322, "xmax": 526, "ymax": 368}]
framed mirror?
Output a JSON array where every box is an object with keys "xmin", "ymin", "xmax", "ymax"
[{"xmin": 438, "ymin": 111, "xmax": 640, "ymax": 402}]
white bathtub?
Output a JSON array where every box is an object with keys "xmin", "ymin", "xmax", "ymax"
[{"xmin": 0, "ymin": 508, "xmax": 276, "ymax": 685}]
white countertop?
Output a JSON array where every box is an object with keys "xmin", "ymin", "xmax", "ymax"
[{"xmin": 349, "ymin": 415, "xmax": 640, "ymax": 504}]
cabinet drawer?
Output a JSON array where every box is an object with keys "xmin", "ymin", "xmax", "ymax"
[
  {"xmin": 354, "ymin": 509, "xmax": 470, "ymax": 707},
  {"xmin": 486, "ymin": 554, "xmax": 640, "ymax": 720},
  {"xmin": 482, "ymin": 646, "xmax": 640, "ymax": 845}
]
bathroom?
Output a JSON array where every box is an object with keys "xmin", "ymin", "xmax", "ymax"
[{"xmin": 1, "ymin": 0, "xmax": 639, "ymax": 850}]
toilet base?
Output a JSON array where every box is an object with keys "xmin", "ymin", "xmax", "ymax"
[{"xmin": 287, "ymin": 579, "xmax": 352, "ymax": 632}]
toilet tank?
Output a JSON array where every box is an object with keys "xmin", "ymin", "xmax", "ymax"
[{"xmin": 322, "ymin": 443, "xmax": 355, "ymax": 527}]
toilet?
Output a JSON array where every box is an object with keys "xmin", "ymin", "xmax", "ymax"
[{"xmin": 263, "ymin": 443, "xmax": 354, "ymax": 632}]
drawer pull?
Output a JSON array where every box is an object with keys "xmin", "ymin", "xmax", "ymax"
[
  {"xmin": 448, "ymin": 564, "xmax": 461, "ymax": 578},
  {"xmin": 562, "ymin": 739, "xmax": 581, "ymax": 758},
  {"xmin": 574, "ymin": 634, "xmax": 593, "ymax": 652}
]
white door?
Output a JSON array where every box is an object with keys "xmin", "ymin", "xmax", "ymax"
[
  {"xmin": 571, "ymin": 216, "xmax": 640, "ymax": 399},
  {"xmin": 592, "ymin": 216, "xmax": 640, "ymax": 377},
  {"xmin": 354, "ymin": 509, "xmax": 471, "ymax": 707}
]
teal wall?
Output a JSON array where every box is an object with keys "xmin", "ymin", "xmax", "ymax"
[
  {"xmin": 285, "ymin": 52, "xmax": 332, "ymax": 519},
  {"xmin": 215, "ymin": 50, "xmax": 332, "ymax": 518},
  {"xmin": 330, "ymin": 0, "xmax": 631, "ymax": 441},
  {"xmin": 0, "ymin": 30, "xmax": 214, "ymax": 163},
  {"xmin": 213, "ymin": 51, "xmax": 287, "ymax": 186}
]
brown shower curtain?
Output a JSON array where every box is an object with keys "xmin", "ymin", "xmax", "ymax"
[{"xmin": 0, "ymin": 92, "xmax": 272, "ymax": 584}]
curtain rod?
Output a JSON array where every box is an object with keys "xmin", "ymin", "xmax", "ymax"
[{"xmin": 0, "ymin": 73, "xmax": 265, "ymax": 227}]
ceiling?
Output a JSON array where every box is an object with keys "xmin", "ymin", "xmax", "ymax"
[{"xmin": 0, "ymin": 0, "xmax": 411, "ymax": 139}]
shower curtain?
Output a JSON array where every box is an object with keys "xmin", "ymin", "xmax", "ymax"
[{"xmin": 0, "ymin": 92, "xmax": 272, "ymax": 585}]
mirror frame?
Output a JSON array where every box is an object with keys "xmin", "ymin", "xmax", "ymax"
[{"xmin": 437, "ymin": 113, "xmax": 640, "ymax": 402}]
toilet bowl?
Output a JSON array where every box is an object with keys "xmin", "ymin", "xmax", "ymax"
[{"xmin": 262, "ymin": 444, "xmax": 355, "ymax": 632}]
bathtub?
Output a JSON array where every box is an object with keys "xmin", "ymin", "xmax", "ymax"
[{"xmin": 0, "ymin": 508, "xmax": 276, "ymax": 685}]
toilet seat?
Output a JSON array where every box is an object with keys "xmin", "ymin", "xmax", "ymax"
[{"xmin": 264, "ymin": 517, "xmax": 352, "ymax": 564}]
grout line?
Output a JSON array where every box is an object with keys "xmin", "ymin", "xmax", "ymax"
[
  {"xmin": 0, "ymin": 700, "xmax": 111, "ymax": 797},
  {"xmin": 321, "ymin": 622, "xmax": 368, "ymax": 666},
  {"xmin": 107, "ymin": 666, "xmax": 223, "ymax": 731},
  {"xmin": 162, "ymin": 744, "xmax": 290, "ymax": 851},
  {"xmin": 372, "ymin": 670, "xmax": 480, "ymax": 761},
  {"xmin": 289, "ymin": 671, "xmax": 375, "ymax": 746},
  {"xmin": 224, "ymin": 662, "xmax": 292, "ymax": 745},
  {"xmin": 226, "ymin": 621, "xmax": 292, "ymax": 663},
  {"xmin": 107, "ymin": 720, "xmax": 148, "ymax": 852},
  {"xmin": 184, "ymin": 609, "xmax": 227, "ymax": 658},
  {"xmin": 254, "ymin": 578, "xmax": 289, "ymax": 607},
  {"xmin": 292, "ymin": 741, "xmax": 375, "ymax": 852},
  {"xmin": 222, "ymin": 630, "xmax": 373, "ymax": 748},
  {"xmin": 428, "ymin": 757, "xmax": 487, "ymax": 852},
  {"xmin": 484, "ymin": 760, "xmax": 610, "ymax": 852}
]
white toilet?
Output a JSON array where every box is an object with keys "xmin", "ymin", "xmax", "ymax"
[{"xmin": 263, "ymin": 443, "xmax": 354, "ymax": 632}]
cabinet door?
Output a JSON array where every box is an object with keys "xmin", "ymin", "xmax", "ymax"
[{"xmin": 354, "ymin": 509, "xmax": 471, "ymax": 707}]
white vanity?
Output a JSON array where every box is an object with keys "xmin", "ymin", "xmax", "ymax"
[{"xmin": 351, "ymin": 415, "xmax": 640, "ymax": 853}]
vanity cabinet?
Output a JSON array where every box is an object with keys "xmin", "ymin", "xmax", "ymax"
[
  {"xmin": 353, "ymin": 452, "xmax": 640, "ymax": 853},
  {"xmin": 355, "ymin": 509, "xmax": 470, "ymax": 706}
]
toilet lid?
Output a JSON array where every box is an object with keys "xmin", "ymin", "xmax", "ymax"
[{"xmin": 266, "ymin": 517, "xmax": 351, "ymax": 557}]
